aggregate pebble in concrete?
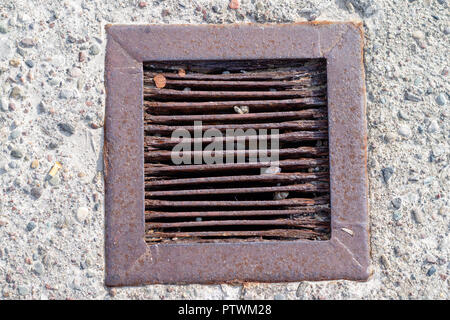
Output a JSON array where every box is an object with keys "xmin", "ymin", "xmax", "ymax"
[{"xmin": 0, "ymin": 0, "xmax": 448, "ymax": 300}]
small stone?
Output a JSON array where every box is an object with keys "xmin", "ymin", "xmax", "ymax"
[
  {"xmin": 229, "ymin": 0, "xmax": 239, "ymax": 9},
  {"xmin": 109, "ymin": 288, "xmax": 117, "ymax": 297},
  {"xmin": 414, "ymin": 77, "xmax": 422, "ymax": 86},
  {"xmin": 398, "ymin": 110, "xmax": 409, "ymax": 120},
  {"xmin": 38, "ymin": 101, "xmax": 46, "ymax": 113},
  {"xmin": 89, "ymin": 44, "xmax": 100, "ymax": 56},
  {"xmin": 138, "ymin": 1, "xmax": 147, "ymax": 8},
  {"xmin": 435, "ymin": 93, "xmax": 447, "ymax": 106},
  {"xmin": 0, "ymin": 24, "xmax": 8, "ymax": 34},
  {"xmin": 404, "ymin": 91, "xmax": 421, "ymax": 102},
  {"xmin": 412, "ymin": 30, "xmax": 425, "ymax": 40},
  {"xmin": 48, "ymin": 175, "xmax": 60, "ymax": 186},
  {"xmin": 90, "ymin": 122, "xmax": 103, "ymax": 129},
  {"xmin": 18, "ymin": 286, "xmax": 30, "ymax": 296},
  {"xmin": 58, "ymin": 123, "xmax": 76, "ymax": 135},
  {"xmin": 379, "ymin": 255, "xmax": 390, "ymax": 269},
  {"xmin": 11, "ymin": 148, "xmax": 23, "ymax": 159},
  {"xmin": 382, "ymin": 167, "xmax": 394, "ymax": 183},
  {"xmin": 273, "ymin": 192, "xmax": 289, "ymax": 200},
  {"xmin": 48, "ymin": 141, "xmax": 59, "ymax": 150},
  {"xmin": 26, "ymin": 221, "xmax": 36, "ymax": 232},
  {"xmin": 178, "ymin": 69, "xmax": 186, "ymax": 77},
  {"xmin": 0, "ymin": 41, "xmax": 12, "ymax": 60},
  {"xmin": 10, "ymin": 129, "xmax": 21, "ymax": 140},
  {"xmin": 19, "ymin": 38, "xmax": 36, "ymax": 48},
  {"xmin": 346, "ymin": 1, "xmax": 355, "ymax": 13},
  {"xmin": 234, "ymin": 106, "xmax": 249, "ymax": 114},
  {"xmin": 412, "ymin": 209, "xmax": 424, "ymax": 224},
  {"xmin": 425, "ymin": 254, "xmax": 437, "ymax": 264},
  {"xmin": 9, "ymin": 59, "xmax": 20, "ymax": 67},
  {"xmin": 428, "ymin": 120, "xmax": 439, "ymax": 133},
  {"xmin": 33, "ymin": 262, "xmax": 44, "ymax": 275},
  {"xmin": 391, "ymin": 198, "xmax": 402, "ymax": 209},
  {"xmin": 10, "ymin": 86, "xmax": 21, "ymax": 99},
  {"xmin": 48, "ymin": 78, "xmax": 59, "ymax": 86},
  {"xmin": 59, "ymin": 89, "xmax": 72, "ymax": 99},
  {"xmin": 30, "ymin": 159, "xmax": 39, "ymax": 169},
  {"xmin": 435, "ymin": 205, "xmax": 447, "ymax": 217},
  {"xmin": 261, "ymin": 166, "xmax": 280, "ymax": 175},
  {"xmin": 392, "ymin": 211, "xmax": 403, "ymax": 221},
  {"xmin": 70, "ymin": 67, "xmax": 82, "ymax": 78},
  {"xmin": 423, "ymin": 176, "xmax": 434, "ymax": 185},
  {"xmin": 161, "ymin": 9, "xmax": 171, "ymax": 17},
  {"xmin": 79, "ymin": 51, "xmax": 86, "ymax": 62},
  {"xmin": 30, "ymin": 187, "xmax": 42, "ymax": 199},
  {"xmin": 76, "ymin": 207, "xmax": 90, "ymax": 222},
  {"xmin": 86, "ymin": 270, "xmax": 95, "ymax": 278},
  {"xmin": 25, "ymin": 60, "xmax": 34, "ymax": 68},
  {"xmin": 426, "ymin": 266, "xmax": 436, "ymax": 277},
  {"xmin": 0, "ymin": 98, "xmax": 8, "ymax": 112},
  {"xmin": 72, "ymin": 278, "xmax": 82, "ymax": 291},
  {"xmin": 16, "ymin": 47, "xmax": 26, "ymax": 57},
  {"xmin": 67, "ymin": 35, "xmax": 77, "ymax": 43},
  {"xmin": 304, "ymin": 10, "xmax": 320, "ymax": 21},
  {"xmin": 398, "ymin": 125, "xmax": 411, "ymax": 137},
  {"xmin": 5, "ymin": 273, "xmax": 13, "ymax": 283}
]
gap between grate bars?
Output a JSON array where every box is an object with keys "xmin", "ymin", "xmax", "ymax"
[{"xmin": 143, "ymin": 59, "xmax": 331, "ymax": 244}]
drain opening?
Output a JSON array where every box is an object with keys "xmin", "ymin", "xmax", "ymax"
[{"xmin": 144, "ymin": 59, "xmax": 330, "ymax": 243}]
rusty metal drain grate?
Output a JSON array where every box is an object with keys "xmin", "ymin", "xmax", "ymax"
[
  {"xmin": 104, "ymin": 23, "xmax": 370, "ymax": 286},
  {"xmin": 143, "ymin": 59, "xmax": 331, "ymax": 243}
]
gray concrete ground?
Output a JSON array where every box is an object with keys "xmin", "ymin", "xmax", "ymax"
[{"xmin": 0, "ymin": 0, "xmax": 448, "ymax": 299}]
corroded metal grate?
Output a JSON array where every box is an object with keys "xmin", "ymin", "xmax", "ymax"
[
  {"xmin": 104, "ymin": 23, "xmax": 370, "ymax": 285},
  {"xmin": 143, "ymin": 59, "xmax": 331, "ymax": 243}
]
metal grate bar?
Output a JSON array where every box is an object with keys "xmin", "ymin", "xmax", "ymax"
[
  {"xmin": 144, "ymin": 98, "xmax": 326, "ymax": 114},
  {"xmin": 144, "ymin": 108, "xmax": 327, "ymax": 124},
  {"xmin": 145, "ymin": 208, "xmax": 330, "ymax": 219},
  {"xmin": 145, "ymin": 196, "xmax": 330, "ymax": 208},
  {"xmin": 144, "ymin": 172, "xmax": 329, "ymax": 187}
]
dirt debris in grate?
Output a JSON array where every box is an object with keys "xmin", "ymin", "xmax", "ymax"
[{"xmin": 143, "ymin": 59, "xmax": 330, "ymax": 244}]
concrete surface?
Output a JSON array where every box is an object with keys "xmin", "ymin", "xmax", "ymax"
[{"xmin": 0, "ymin": 0, "xmax": 448, "ymax": 299}]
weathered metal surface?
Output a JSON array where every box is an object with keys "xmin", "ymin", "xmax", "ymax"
[
  {"xmin": 144, "ymin": 98, "xmax": 327, "ymax": 114},
  {"xmin": 144, "ymin": 108, "xmax": 327, "ymax": 123},
  {"xmin": 144, "ymin": 196, "xmax": 330, "ymax": 208},
  {"xmin": 144, "ymin": 208, "xmax": 330, "ymax": 219},
  {"xmin": 144, "ymin": 158, "xmax": 329, "ymax": 175},
  {"xmin": 104, "ymin": 22, "xmax": 369, "ymax": 286}
]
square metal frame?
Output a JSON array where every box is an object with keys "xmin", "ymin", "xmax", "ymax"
[{"xmin": 104, "ymin": 22, "xmax": 370, "ymax": 286}]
